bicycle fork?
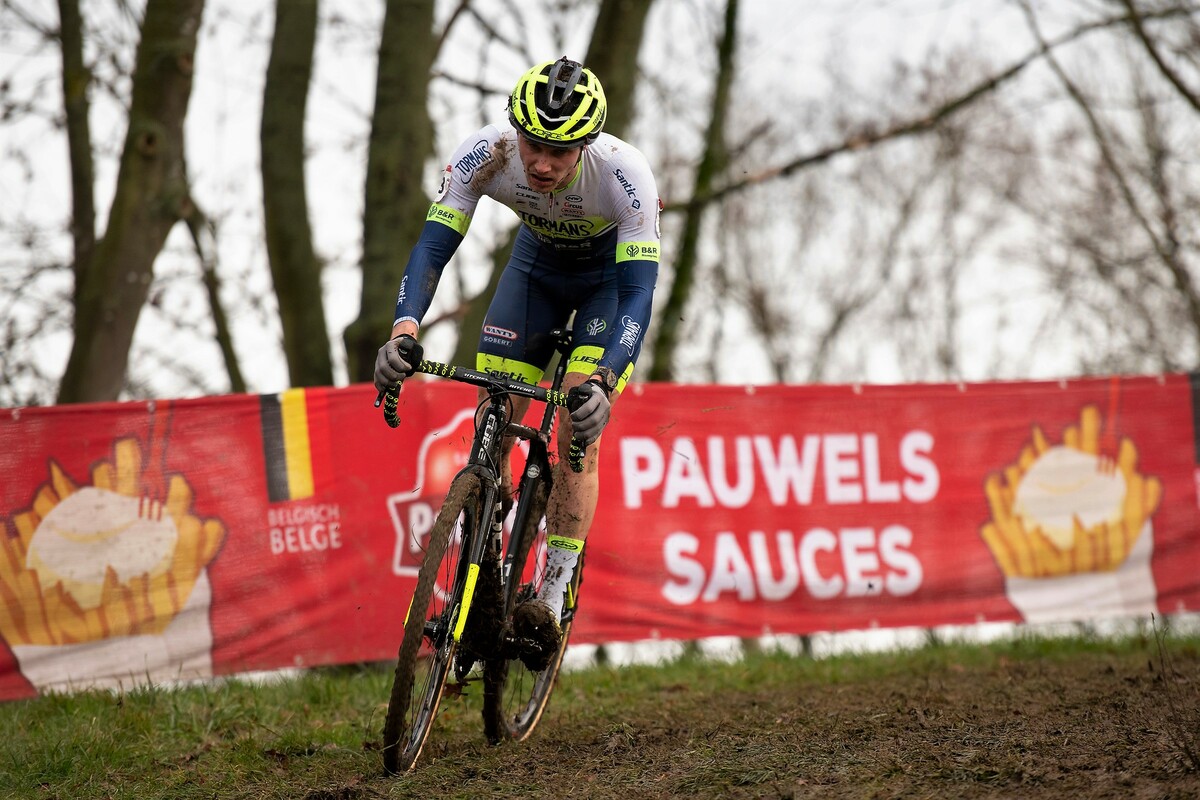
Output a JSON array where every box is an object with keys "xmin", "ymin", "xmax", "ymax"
[
  {"xmin": 500, "ymin": 461, "xmax": 546, "ymax": 604},
  {"xmin": 403, "ymin": 482, "xmax": 503, "ymax": 646},
  {"xmin": 450, "ymin": 489, "xmax": 503, "ymax": 643}
]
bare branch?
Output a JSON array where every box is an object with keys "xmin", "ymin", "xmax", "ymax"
[
  {"xmin": 1, "ymin": 0, "xmax": 56, "ymax": 38},
  {"xmin": 668, "ymin": 6, "xmax": 1194, "ymax": 214},
  {"xmin": 464, "ymin": 4, "xmax": 523, "ymax": 56},
  {"xmin": 431, "ymin": 69, "xmax": 505, "ymax": 96},
  {"xmin": 183, "ymin": 202, "xmax": 245, "ymax": 394},
  {"xmin": 1118, "ymin": 0, "xmax": 1200, "ymax": 113},
  {"xmin": 1018, "ymin": 0, "xmax": 1200, "ymax": 352},
  {"xmin": 434, "ymin": 0, "xmax": 472, "ymax": 56}
]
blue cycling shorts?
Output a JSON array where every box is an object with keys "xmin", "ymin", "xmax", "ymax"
[{"xmin": 476, "ymin": 226, "xmax": 630, "ymax": 386}]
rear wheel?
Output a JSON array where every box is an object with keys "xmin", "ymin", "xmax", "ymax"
[
  {"xmin": 482, "ymin": 478, "xmax": 583, "ymax": 743},
  {"xmin": 382, "ymin": 474, "xmax": 482, "ymax": 774}
]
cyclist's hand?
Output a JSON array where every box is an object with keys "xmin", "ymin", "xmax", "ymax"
[
  {"xmin": 567, "ymin": 380, "xmax": 610, "ymax": 446},
  {"xmin": 374, "ymin": 334, "xmax": 423, "ymax": 393}
]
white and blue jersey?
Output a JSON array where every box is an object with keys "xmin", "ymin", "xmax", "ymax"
[{"xmin": 393, "ymin": 124, "xmax": 661, "ymax": 389}]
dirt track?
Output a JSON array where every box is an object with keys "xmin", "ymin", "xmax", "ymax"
[{"xmin": 380, "ymin": 635, "xmax": 1200, "ymax": 800}]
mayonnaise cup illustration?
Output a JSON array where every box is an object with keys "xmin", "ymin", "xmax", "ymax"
[
  {"xmin": 1, "ymin": 437, "xmax": 225, "ymax": 693},
  {"xmin": 980, "ymin": 404, "xmax": 1162, "ymax": 624}
]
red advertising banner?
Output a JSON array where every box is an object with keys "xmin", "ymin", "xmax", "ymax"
[{"xmin": 0, "ymin": 374, "xmax": 1197, "ymax": 699}]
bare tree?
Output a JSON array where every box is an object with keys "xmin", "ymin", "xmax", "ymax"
[
  {"xmin": 1117, "ymin": 0, "xmax": 1200, "ymax": 113},
  {"xmin": 1003, "ymin": 0, "xmax": 1200, "ymax": 372},
  {"xmin": 579, "ymin": 0, "xmax": 654, "ymax": 137},
  {"xmin": 261, "ymin": 0, "xmax": 334, "ymax": 387},
  {"xmin": 647, "ymin": 0, "xmax": 737, "ymax": 381},
  {"xmin": 57, "ymin": 0, "xmax": 206, "ymax": 404},
  {"xmin": 6, "ymin": 0, "xmax": 1200, "ymax": 405},
  {"xmin": 650, "ymin": 0, "xmax": 1200, "ymax": 385},
  {"xmin": 57, "ymin": 0, "xmax": 95, "ymax": 311},
  {"xmin": 343, "ymin": 0, "xmax": 439, "ymax": 383}
]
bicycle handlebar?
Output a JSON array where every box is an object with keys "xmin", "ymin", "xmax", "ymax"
[{"xmin": 373, "ymin": 360, "xmax": 586, "ymax": 473}]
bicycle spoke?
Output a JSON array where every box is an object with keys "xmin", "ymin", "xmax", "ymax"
[{"xmin": 482, "ymin": 477, "xmax": 579, "ymax": 743}]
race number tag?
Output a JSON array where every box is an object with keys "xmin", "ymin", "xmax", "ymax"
[{"xmin": 435, "ymin": 165, "xmax": 452, "ymax": 202}]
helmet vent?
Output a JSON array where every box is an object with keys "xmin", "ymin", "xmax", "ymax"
[{"xmin": 546, "ymin": 57, "xmax": 583, "ymax": 111}]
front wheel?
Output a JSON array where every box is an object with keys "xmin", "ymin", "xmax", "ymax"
[
  {"xmin": 381, "ymin": 473, "xmax": 482, "ymax": 774},
  {"xmin": 482, "ymin": 479, "xmax": 583, "ymax": 743}
]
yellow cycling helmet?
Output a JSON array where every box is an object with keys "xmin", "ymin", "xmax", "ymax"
[{"xmin": 508, "ymin": 57, "xmax": 607, "ymax": 148}]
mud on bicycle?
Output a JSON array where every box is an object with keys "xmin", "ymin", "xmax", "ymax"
[{"xmin": 375, "ymin": 328, "xmax": 589, "ymax": 774}]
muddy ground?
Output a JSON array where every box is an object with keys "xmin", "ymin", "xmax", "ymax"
[{"xmin": 354, "ymin": 635, "xmax": 1200, "ymax": 800}]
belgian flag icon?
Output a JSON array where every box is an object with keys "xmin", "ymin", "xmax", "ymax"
[{"xmin": 260, "ymin": 389, "xmax": 329, "ymax": 503}]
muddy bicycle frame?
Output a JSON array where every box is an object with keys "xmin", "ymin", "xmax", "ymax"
[
  {"xmin": 376, "ymin": 327, "xmax": 585, "ymax": 772},
  {"xmin": 379, "ymin": 329, "xmax": 583, "ymax": 638}
]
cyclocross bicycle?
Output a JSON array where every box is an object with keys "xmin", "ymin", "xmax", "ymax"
[{"xmin": 375, "ymin": 328, "xmax": 588, "ymax": 774}]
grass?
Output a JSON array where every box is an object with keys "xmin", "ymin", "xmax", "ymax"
[
  {"xmin": 2, "ymin": 626, "xmax": 1198, "ymax": 799},
  {"xmin": 2, "ymin": 664, "xmax": 391, "ymax": 799}
]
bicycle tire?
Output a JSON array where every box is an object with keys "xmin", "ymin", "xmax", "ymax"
[
  {"xmin": 482, "ymin": 478, "xmax": 581, "ymax": 743},
  {"xmin": 382, "ymin": 473, "xmax": 483, "ymax": 774}
]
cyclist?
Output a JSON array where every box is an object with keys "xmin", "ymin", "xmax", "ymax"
[{"xmin": 374, "ymin": 57, "xmax": 661, "ymax": 654}]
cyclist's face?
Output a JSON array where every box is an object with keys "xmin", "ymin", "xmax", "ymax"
[{"xmin": 517, "ymin": 135, "xmax": 582, "ymax": 193}]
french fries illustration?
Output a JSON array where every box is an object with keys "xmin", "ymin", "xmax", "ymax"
[
  {"xmin": 0, "ymin": 436, "xmax": 225, "ymax": 647},
  {"xmin": 980, "ymin": 404, "xmax": 1162, "ymax": 579}
]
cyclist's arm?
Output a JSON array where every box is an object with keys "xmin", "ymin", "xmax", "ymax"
[
  {"xmin": 595, "ymin": 149, "xmax": 662, "ymax": 385},
  {"xmin": 391, "ymin": 209, "xmax": 468, "ymax": 337},
  {"xmin": 391, "ymin": 126, "xmax": 501, "ymax": 336},
  {"xmin": 596, "ymin": 248, "xmax": 658, "ymax": 382}
]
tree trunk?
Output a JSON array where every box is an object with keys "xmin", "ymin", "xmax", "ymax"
[
  {"xmin": 647, "ymin": 0, "xmax": 738, "ymax": 380},
  {"xmin": 449, "ymin": 0, "xmax": 657, "ymax": 367},
  {"xmin": 583, "ymin": 0, "xmax": 654, "ymax": 138},
  {"xmin": 261, "ymin": 0, "xmax": 333, "ymax": 388},
  {"xmin": 344, "ymin": 0, "xmax": 438, "ymax": 383},
  {"xmin": 57, "ymin": 0, "xmax": 95, "ymax": 309},
  {"xmin": 57, "ymin": 0, "xmax": 205, "ymax": 404}
]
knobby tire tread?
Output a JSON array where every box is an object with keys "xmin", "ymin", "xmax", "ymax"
[{"xmin": 381, "ymin": 473, "xmax": 482, "ymax": 774}]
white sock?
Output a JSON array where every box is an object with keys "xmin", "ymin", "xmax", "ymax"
[{"xmin": 537, "ymin": 535, "xmax": 584, "ymax": 622}]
